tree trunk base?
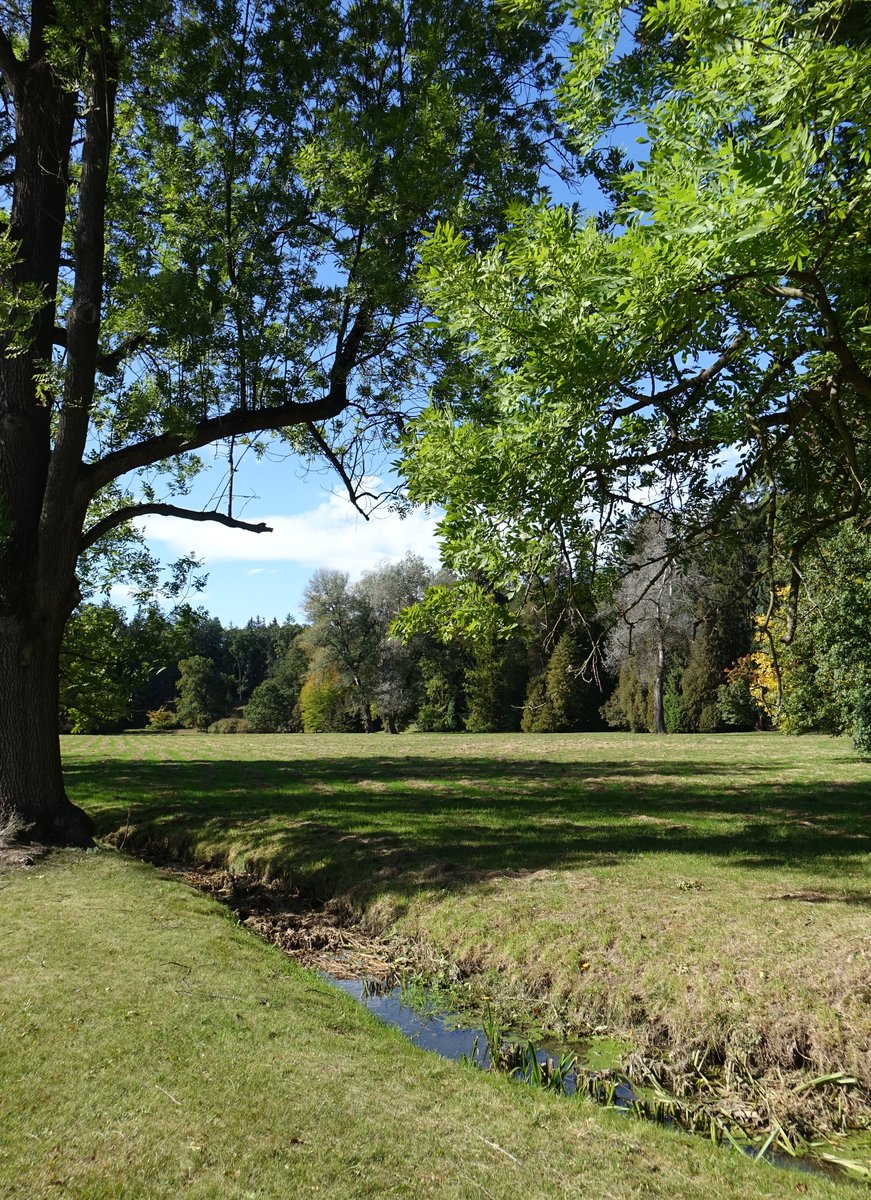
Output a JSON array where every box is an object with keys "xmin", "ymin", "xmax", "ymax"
[{"xmin": 0, "ymin": 799, "xmax": 94, "ymax": 849}]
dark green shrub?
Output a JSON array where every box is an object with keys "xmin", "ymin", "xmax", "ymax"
[
  {"xmin": 464, "ymin": 633, "xmax": 507, "ymax": 732},
  {"xmin": 716, "ymin": 677, "xmax": 758, "ymax": 730},
  {"xmin": 521, "ymin": 673, "xmax": 557, "ymax": 732},
  {"xmin": 208, "ymin": 717, "xmax": 252, "ymax": 734},
  {"xmin": 681, "ymin": 633, "xmax": 722, "ymax": 731},
  {"xmin": 416, "ymin": 656, "xmax": 464, "ymax": 732},
  {"xmin": 602, "ymin": 661, "xmax": 649, "ymax": 732},
  {"xmin": 245, "ymin": 678, "xmax": 300, "ymax": 733},
  {"xmin": 176, "ymin": 655, "xmax": 232, "ymax": 730},
  {"xmin": 697, "ymin": 704, "xmax": 720, "ymax": 733},
  {"xmin": 663, "ymin": 667, "xmax": 690, "ymax": 733}
]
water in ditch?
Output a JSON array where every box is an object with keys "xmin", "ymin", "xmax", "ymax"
[
  {"xmin": 325, "ymin": 973, "xmax": 635, "ymax": 1101},
  {"xmin": 323, "ymin": 973, "xmax": 843, "ymax": 1181}
]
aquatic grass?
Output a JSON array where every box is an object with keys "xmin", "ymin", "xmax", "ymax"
[
  {"xmin": 481, "ymin": 1003, "xmax": 506, "ymax": 1070},
  {"xmin": 542, "ymin": 1051, "xmax": 578, "ymax": 1092},
  {"xmin": 460, "ymin": 1033, "xmax": 483, "ymax": 1067},
  {"xmin": 460, "ymin": 1023, "xmax": 851, "ymax": 1174},
  {"xmin": 818, "ymin": 1154, "xmax": 871, "ymax": 1181}
]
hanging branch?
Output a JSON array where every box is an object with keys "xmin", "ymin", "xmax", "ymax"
[{"xmin": 305, "ymin": 421, "xmax": 376, "ymax": 520}]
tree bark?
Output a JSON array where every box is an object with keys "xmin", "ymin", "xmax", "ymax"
[
  {"xmin": 0, "ymin": 8, "xmax": 100, "ymax": 847},
  {"xmin": 0, "ymin": 609, "xmax": 93, "ymax": 846},
  {"xmin": 652, "ymin": 635, "xmax": 667, "ymax": 734}
]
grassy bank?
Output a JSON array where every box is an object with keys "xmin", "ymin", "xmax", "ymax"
[
  {"xmin": 64, "ymin": 731, "xmax": 871, "ymax": 1146},
  {"xmin": 1, "ymin": 849, "xmax": 850, "ymax": 1199}
]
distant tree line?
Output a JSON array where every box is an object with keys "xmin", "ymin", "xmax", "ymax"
[{"xmin": 59, "ymin": 509, "xmax": 871, "ymax": 750}]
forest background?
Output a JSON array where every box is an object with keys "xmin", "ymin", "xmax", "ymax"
[{"xmin": 63, "ymin": 510, "xmax": 871, "ymax": 749}]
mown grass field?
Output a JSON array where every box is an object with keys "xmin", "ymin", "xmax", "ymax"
[
  {"xmin": 3, "ymin": 730, "xmax": 871, "ymax": 1196},
  {"xmin": 59, "ymin": 731, "xmax": 871, "ymax": 1140},
  {"xmin": 2, "ymin": 848, "xmax": 854, "ymax": 1200}
]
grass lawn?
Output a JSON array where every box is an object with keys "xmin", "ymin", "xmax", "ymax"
[
  {"xmin": 0, "ymin": 848, "xmax": 859, "ymax": 1199},
  {"xmin": 55, "ymin": 731, "xmax": 871, "ymax": 1154}
]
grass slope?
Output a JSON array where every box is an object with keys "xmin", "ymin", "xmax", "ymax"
[
  {"xmin": 64, "ymin": 732, "xmax": 871, "ymax": 1134},
  {"xmin": 0, "ymin": 850, "xmax": 854, "ymax": 1199}
]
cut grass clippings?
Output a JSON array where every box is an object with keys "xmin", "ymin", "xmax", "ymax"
[
  {"xmin": 62, "ymin": 730, "xmax": 871, "ymax": 1154},
  {"xmin": 0, "ymin": 849, "xmax": 858, "ymax": 1199}
]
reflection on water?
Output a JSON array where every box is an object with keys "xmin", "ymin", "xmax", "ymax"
[
  {"xmin": 323, "ymin": 974, "xmax": 837, "ymax": 1180},
  {"xmin": 327, "ymin": 975, "xmax": 493, "ymax": 1062},
  {"xmin": 324, "ymin": 973, "xmax": 635, "ymax": 1102}
]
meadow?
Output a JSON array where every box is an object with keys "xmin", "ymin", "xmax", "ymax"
[
  {"xmin": 3, "ymin": 848, "xmax": 854, "ymax": 1200},
  {"xmin": 68, "ymin": 734, "xmax": 871, "ymax": 1132},
  {"xmin": 3, "ymin": 730, "xmax": 870, "ymax": 1196}
]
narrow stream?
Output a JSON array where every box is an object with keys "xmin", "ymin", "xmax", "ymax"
[
  {"xmin": 322, "ymin": 972, "xmax": 835, "ymax": 1180},
  {"xmin": 327, "ymin": 975, "xmax": 496, "ymax": 1065},
  {"xmin": 325, "ymin": 973, "xmax": 635, "ymax": 1101},
  {"xmin": 147, "ymin": 859, "xmax": 857, "ymax": 1183}
]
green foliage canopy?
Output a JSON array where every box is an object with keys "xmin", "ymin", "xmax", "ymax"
[{"xmin": 402, "ymin": 0, "xmax": 871, "ymax": 629}]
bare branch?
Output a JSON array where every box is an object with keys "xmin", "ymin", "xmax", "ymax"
[
  {"xmin": 80, "ymin": 503, "xmax": 273, "ymax": 553},
  {"xmin": 305, "ymin": 421, "xmax": 374, "ymax": 520},
  {"xmin": 763, "ymin": 283, "xmax": 810, "ymax": 302}
]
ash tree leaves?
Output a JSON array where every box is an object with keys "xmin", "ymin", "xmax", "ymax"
[
  {"xmin": 90, "ymin": 0, "xmax": 564, "ymax": 520},
  {"xmin": 401, "ymin": 0, "xmax": 871, "ymax": 618}
]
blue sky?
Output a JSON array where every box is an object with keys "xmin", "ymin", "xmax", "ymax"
[{"xmin": 129, "ymin": 447, "xmax": 442, "ymax": 626}]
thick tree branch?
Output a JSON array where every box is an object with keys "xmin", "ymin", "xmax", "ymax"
[
  {"xmin": 331, "ymin": 303, "xmax": 371, "ymax": 392},
  {"xmin": 791, "ymin": 270, "xmax": 871, "ymax": 401},
  {"xmin": 53, "ymin": 327, "xmax": 153, "ymax": 374},
  {"xmin": 39, "ymin": 6, "xmax": 118, "ymax": 610},
  {"xmin": 81, "ymin": 391, "xmax": 354, "ymax": 500},
  {"xmin": 0, "ymin": 28, "xmax": 22, "ymax": 91},
  {"xmin": 80, "ymin": 503, "xmax": 273, "ymax": 553}
]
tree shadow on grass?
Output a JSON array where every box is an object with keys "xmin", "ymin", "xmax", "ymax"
[{"xmin": 66, "ymin": 753, "xmax": 871, "ymax": 906}]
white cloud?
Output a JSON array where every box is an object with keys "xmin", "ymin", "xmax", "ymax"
[
  {"xmin": 106, "ymin": 582, "xmax": 138, "ymax": 603},
  {"xmin": 135, "ymin": 490, "xmax": 443, "ymax": 578}
]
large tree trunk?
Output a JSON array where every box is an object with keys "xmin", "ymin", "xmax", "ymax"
[
  {"xmin": 0, "ymin": 12, "xmax": 109, "ymax": 848},
  {"xmin": 0, "ymin": 607, "xmax": 93, "ymax": 846}
]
